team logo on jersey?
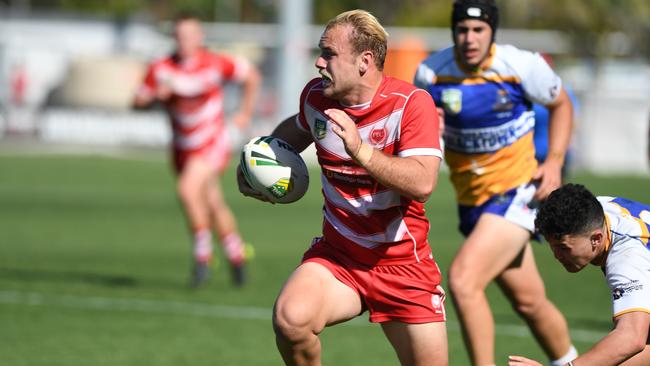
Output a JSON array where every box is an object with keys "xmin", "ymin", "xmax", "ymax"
[
  {"xmin": 369, "ymin": 127, "xmax": 387, "ymax": 145},
  {"xmin": 314, "ymin": 118, "xmax": 327, "ymax": 140},
  {"xmin": 441, "ymin": 88, "xmax": 462, "ymax": 115},
  {"xmin": 493, "ymin": 89, "xmax": 514, "ymax": 112}
]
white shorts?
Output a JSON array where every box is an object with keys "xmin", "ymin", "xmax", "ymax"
[{"xmin": 457, "ymin": 183, "xmax": 538, "ymax": 236}]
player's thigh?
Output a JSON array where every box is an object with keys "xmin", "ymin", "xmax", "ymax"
[
  {"xmin": 381, "ymin": 321, "xmax": 448, "ymax": 366},
  {"xmin": 274, "ymin": 262, "xmax": 362, "ymax": 332},
  {"xmin": 496, "ymin": 242, "xmax": 547, "ymax": 304},
  {"xmin": 622, "ymin": 345, "xmax": 650, "ymax": 366},
  {"xmin": 178, "ymin": 157, "xmax": 215, "ymax": 194},
  {"xmin": 451, "ymin": 213, "xmax": 532, "ymax": 286},
  {"xmin": 205, "ymin": 171, "xmax": 226, "ymax": 205}
]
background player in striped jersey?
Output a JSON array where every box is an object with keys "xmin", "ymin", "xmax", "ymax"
[
  {"xmin": 509, "ymin": 183, "xmax": 650, "ymax": 366},
  {"xmin": 238, "ymin": 10, "xmax": 448, "ymax": 366},
  {"xmin": 134, "ymin": 14, "xmax": 261, "ymax": 287},
  {"xmin": 414, "ymin": 1, "xmax": 576, "ymax": 365}
]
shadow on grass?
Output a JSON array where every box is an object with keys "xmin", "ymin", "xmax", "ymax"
[
  {"xmin": 0, "ymin": 267, "xmax": 138, "ymax": 287},
  {"xmin": 493, "ymin": 312, "xmax": 611, "ymax": 331}
]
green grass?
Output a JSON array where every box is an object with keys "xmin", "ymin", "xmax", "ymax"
[{"xmin": 0, "ymin": 152, "xmax": 647, "ymax": 365}]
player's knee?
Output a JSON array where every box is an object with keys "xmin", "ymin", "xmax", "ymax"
[
  {"xmin": 176, "ymin": 180, "xmax": 197, "ymax": 203},
  {"xmin": 272, "ymin": 301, "xmax": 319, "ymax": 344},
  {"xmin": 448, "ymin": 262, "xmax": 481, "ymax": 300},
  {"xmin": 208, "ymin": 196, "xmax": 228, "ymax": 212},
  {"xmin": 510, "ymin": 293, "xmax": 545, "ymax": 318}
]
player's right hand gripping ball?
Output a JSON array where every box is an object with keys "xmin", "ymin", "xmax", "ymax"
[{"xmin": 240, "ymin": 136, "xmax": 309, "ymax": 204}]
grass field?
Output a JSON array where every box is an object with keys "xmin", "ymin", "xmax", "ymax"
[{"xmin": 1, "ymin": 151, "xmax": 648, "ymax": 365}]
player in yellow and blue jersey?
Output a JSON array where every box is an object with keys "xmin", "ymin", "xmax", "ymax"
[
  {"xmin": 510, "ymin": 183, "xmax": 650, "ymax": 366},
  {"xmin": 414, "ymin": 1, "xmax": 576, "ymax": 365}
]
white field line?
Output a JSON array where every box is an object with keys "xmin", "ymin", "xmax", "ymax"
[
  {"xmin": 0, "ymin": 290, "xmax": 606, "ymax": 343},
  {"xmin": 0, "ymin": 145, "xmax": 167, "ymax": 163}
]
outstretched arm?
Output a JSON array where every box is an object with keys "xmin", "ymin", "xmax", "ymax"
[
  {"xmin": 231, "ymin": 65, "xmax": 262, "ymax": 129},
  {"xmin": 572, "ymin": 311, "xmax": 649, "ymax": 366},
  {"xmin": 509, "ymin": 311, "xmax": 650, "ymax": 366}
]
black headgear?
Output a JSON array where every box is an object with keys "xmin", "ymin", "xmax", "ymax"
[{"xmin": 451, "ymin": 1, "xmax": 499, "ymax": 42}]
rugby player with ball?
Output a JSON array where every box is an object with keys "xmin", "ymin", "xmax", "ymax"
[{"xmin": 237, "ymin": 9, "xmax": 448, "ymax": 366}]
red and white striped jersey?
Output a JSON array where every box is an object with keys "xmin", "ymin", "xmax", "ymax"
[
  {"xmin": 297, "ymin": 76, "xmax": 442, "ymax": 265},
  {"xmin": 137, "ymin": 49, "xmax": 250, "ymax": 151}
]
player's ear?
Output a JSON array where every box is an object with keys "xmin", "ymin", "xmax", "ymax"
[
  {"xmin": 590, "ymin": 230, "xmax": 604, "ymax": 250},
  {"xmin": 359, "ymin": 51, "xmax": 373, "ymax": 74}
]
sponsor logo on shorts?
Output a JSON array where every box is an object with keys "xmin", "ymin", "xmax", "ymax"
[
  {"xmin": 612, "ymin": 280, "xmax": 643, "ymax": 300},
  {"xmin": 431, "ymin": 288, "xmax": 445, "ymax": 315},
  {"xmin": 431, "ymin": 294, "xmax": 441, "ymax": 308}
]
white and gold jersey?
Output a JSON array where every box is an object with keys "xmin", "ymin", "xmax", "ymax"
[{"xmin": 599, "ymin": 196, "xmax": 650, "ymax": 319}]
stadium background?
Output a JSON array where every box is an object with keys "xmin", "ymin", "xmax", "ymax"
[{"xmin": 1, "ymin": 0, "xmax": 648, "ymax": 365}]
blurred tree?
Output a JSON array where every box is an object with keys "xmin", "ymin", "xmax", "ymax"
[
  {"xmin": 500, "ymin": 0, "xmax": 650, "ymax": 58},
  {"xmin": 22, "ymin": 0, "xmax": 650, "ymax": 59},
  {"xmin": 57, "ymin": 0, "xmax": 144, "ymax": 18},
  {"xmin": 154, "ymin": 0, "xmax": 275, "ymax": 22},
  {"xmin": 313, "ymin": 0, "xmax": 450, "ymax": 26}
]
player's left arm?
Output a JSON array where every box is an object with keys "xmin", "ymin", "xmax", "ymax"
[
  {"xmin": 325, "ymin": 100, "xmax": 441, "ymax": 203},
  {"xmin": 533, "ymin": 87, "xmax": 573, "ymax": 199},
  {"xmin": 231, "ymin": 62, "xmax": 262, "ymax": 129},
  {"xmin": 133, "ymin": 63, "xmax": 159, "ymax": 109}
]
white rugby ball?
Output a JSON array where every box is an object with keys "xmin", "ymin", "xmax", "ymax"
[{"xmin": 240, "ymin": 136, "xmax": 309, "ymax": 204}]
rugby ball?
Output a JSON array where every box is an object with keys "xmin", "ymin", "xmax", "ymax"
[{"xmin": 240, "ymin": 136, "xmax": 309, "ymax": 204}]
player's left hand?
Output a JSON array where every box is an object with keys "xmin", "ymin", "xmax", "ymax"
[
  {"xmin": 436, "ymin": 107, "xmax": 446, "ymax": 135},
  {"xmin": 231, "ymin": 110, "xmax": 252, "ymax": 130},
  {"xmin": 156, "ymin": 83, "xmax": 173, "ymax": 102},
  {"xmin": 325, "ymin": 108, "xmax": 362, "ymax": 158},
  {"xmin": 532, "ymin": 158, "xmax": 563, "ymax": 200},
  {"xmin": 508, "ymin": 355, "xmax": 542, "ymax": 366},
  {"xmin": 236, "ymin": 164, "xmax": 274, "ymax": 204}
]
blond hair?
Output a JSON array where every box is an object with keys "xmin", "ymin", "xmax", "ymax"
[{"xmin": 325, "ymin": 10, "xmax": 389, "ymax": 70}]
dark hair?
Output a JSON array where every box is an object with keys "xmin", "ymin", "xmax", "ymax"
[
  {"xmin": 535, "ymin": 184, "xmax": 605, "ymax": 239},
  {"xmin": 173, "ymin": 12, "xmax": 202, "ymax": 25},
  {"xmin": 451, "ymin": 0, "xmax": 499, "ymax": 41}
]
